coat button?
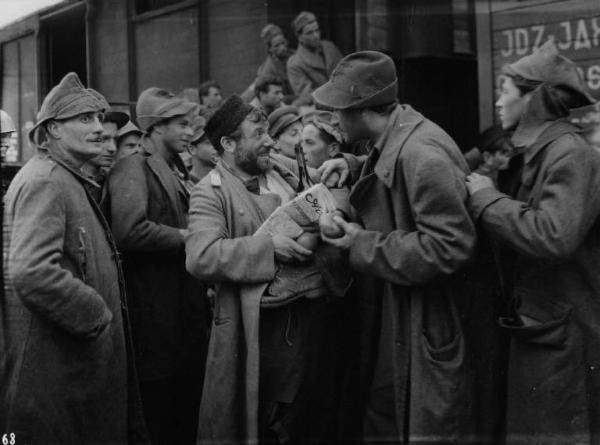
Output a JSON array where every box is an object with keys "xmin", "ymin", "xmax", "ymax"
[{"xmin": 239, "ymin": 209, "xmax": 245, "ymax": 215}]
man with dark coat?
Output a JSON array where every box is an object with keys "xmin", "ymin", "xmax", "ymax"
[
  {"xmin": 108, "ymin": 88, "xmax": 211, "ymax": 444},
  {"xmin": 314, "ymin": 51, "xmax": 478, "ymax": 443},
  {"xmin": 185, "ymin": 95, "xmax": 348, "ymax": 444},
  {"xmin": 1, "ymin": 72, "xmax": 147, "ymax": 444},
  {"xmin": 466, "ymin": 40, "xmax": 600, "ymax": 444},
  {"xmin": 241, "ymin": 24, "xmax": 297, "ymax": 105},
  {"xmin": 287, "ymin": 11, "xmax": 343, "ymax": 107}
]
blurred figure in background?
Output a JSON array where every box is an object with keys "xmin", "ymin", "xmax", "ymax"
[
  {"xmin": 116, "ymin": 120, "xmax": 142, "ymax": 161},
  {"xmin": 0, "ymin": 109, "xmax": 16, "ymax": 162},
  {"xmin": 250, "ymin": 76, "xmax": 284, "ymax": 116},
  {"xmin": 287, "ymin": 11, "xmax": 343, "ymax": 107},
  {"xmin": 241, "ymin": 24, "xmax": 296, "ymax": 105},
  {"xmin": 471, "ymin": 125, "xmax": 514, "ymax": 185},
  {"xmin": 199, "ymin": 80, "xmax": 223, "ymax": 120},
  {"xmin": 268, "ymin": 105, "xmax": 303, "ymax": 160},
  {"xmin": 188, "ymin": 118, "xmax": 218, "ymax": 183}
]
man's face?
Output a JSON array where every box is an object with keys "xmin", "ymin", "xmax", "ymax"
[
  {"xmin": 275, "ymin": 120, "xmax": 302, "ymax": 159},
  {"xmin": 260, "ymin": 85, "xmax": 284, "ymax": 109},
  {"xmin": 335, "ymin": 108, "xmax": 367, "ymax": 144},
  {"xmin": 203, "ymin": 87, "xmax": 223, "ymax": 109},
  {"xmin": 269, "ymin": 34, "xmax": 289, "ymax": 58},
  {"xmin": 116, "ymin": 133, "xmax": 141, "ymax": 161},
  {"xmin": 159, "ymin": 114, "xmax": 194, "ymax": 154},
  {"xmin": 89, "ymin": 121, "xmax": 118, "ymax": 169},
  {"xmin": 496, "ymin": 76, "xmax": 529, "ymax": 130},
  {"xmin": 301, "ymin": 123, "xmax": 332, "ymax": 169},
  {"xmin": 298, "ymin": 21, "xmax": 321, "ymax": 49},
  {"xmin": 190, "ymin": 136, "xmax": 219, "ymax": 165},
  {"xmin": 52, "ymin": 111, "xmax": 104, "ymax": 163},
  {"xmin": 233, "ymin": 117, "xmax": 273, "ymax": 175},
  {"xmin": 0, "ymin": 132, "xmax": 14, "ymax": 161}
]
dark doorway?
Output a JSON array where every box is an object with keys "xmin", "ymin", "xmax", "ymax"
[{"xmin": 39, "ymin": 3, "xmax": 87, "ymax": 97}]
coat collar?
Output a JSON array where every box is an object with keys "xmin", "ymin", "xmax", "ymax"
[
  {"xmin": 295, "ymin": 42, "xmax": 327, "ymax": 72},
  {"xmin": 521, "ymin": 119, "xmax": 582, "ymax": 164},
  {"xmin": 372, "ymin": 105, "xmax": 424, "ymax": 188},
  {"xmin": 141, "ymin": 137, "xmax": 188, "ymax": 211},
  {"xmin": 44, "ymin": 147, "xmax": 101, "ymax": 189}
]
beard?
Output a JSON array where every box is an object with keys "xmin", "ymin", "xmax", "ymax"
[{"xmin": 234, "ymin": 146, "xmax": 271, "ymax": 175}]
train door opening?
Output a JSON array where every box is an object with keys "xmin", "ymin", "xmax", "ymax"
[{"xmin": 39, "ymin": 3, "xmax": 87, "ymax": 98}]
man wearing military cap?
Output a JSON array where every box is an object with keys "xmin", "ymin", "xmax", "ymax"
[
  {"xmin": 107, "ymin": 87, "xmax": 211, "ymax": 444},
  {"xmin": 286, "ymin": 11, "xmax": 343, "ymax": 107},
  {"xmin": 315, "ymin": 51, "xmax": 479, "ymax": 442},
  {"xmin": 242, "ymin": 24, "xmax": 297, "ymax": 105},
  {"xmin": 1, "ymin": 72, "xmax": 148, "ymax": 443}
]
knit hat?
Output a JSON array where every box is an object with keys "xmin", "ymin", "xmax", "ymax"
[
  {"xmin": 313, "ymin": 51, "xmax": 398, "ymax": 110},
  {"xmin": 292, "ymin": 11, "xmax": 317, "ymax": 35},
  {"xmin": 503, "ymin": 40, "xmax": 594, "ymax": 108},
  {"xmin": 261, "ymin": 24, "xmax": 284, "ymax": 48},
  {"xmin": 204, "ymin": 95, "xmax": 254, "ymax": 152},
  {"xmin": 268, "ymin": 105, "xmax": 302, "ymax": 138},
  {"xmin": 302, "ymin": 110, "xmax": 343, "ymax": 144},
  {"xmin": 29, "ymin": 72, "xmax": 109, "ymax": 145},
  {"xmin": 136, "ymin": 87, "xmax": 199, "ymax": 131}
]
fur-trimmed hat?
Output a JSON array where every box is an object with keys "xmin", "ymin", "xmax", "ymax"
[
  {"xmin": 204, "ymin": 95, "xmax": 254, "ymax": 152},
  {"xmin": 313, "ymin": 51, "xmax": 398, "ymax": 110}
]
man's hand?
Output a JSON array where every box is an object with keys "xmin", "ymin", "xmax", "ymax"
[
  {"xmin": 318, "ymin": 158, "xmax": 350, "ymax": 187},
  {"xmin": 321, "ymin": 215, "xmax": 362, "ymax": 250},
  {"xmin": 465, "ymin": 172, "xmax": 495, "ymax": 195},
  {"xmin": 272, "ymin": 234, "xmax": 313, "ymax": 263}
]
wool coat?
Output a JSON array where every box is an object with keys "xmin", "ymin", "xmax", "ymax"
[
  {"xmin": 1, "ymin": 150, "xmax": 147, "ymax": 444},
  {"xmin": 469, "ymin": 119, "xmax": 600, "ymax": 444},
  {"xmin": 346, "ymin": 105, "xmax": 479, "ymax": 443},
  {"xmin": 286, "ymin": 40, "xmax": 343, "ymax": 106},
  {"xmin": 107, "ymin": 142, "xmax": 210, "ymax": 382}
]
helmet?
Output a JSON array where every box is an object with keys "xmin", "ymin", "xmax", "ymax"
[{"xmin": 0, "ymin": 110, "xmax": 16, "ymax": 134}]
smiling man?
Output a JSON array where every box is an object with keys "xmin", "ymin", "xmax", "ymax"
[
  {"xmin": 107, "ymin": 87, "xmax": 211, "ymax": 445},
  {"xmin": 186, "ymin": 95, "xmax": 346, "ymax": 444},
  {"xmin": 1, "ymin": 72, "xmax": 147, "ymax": 443}
]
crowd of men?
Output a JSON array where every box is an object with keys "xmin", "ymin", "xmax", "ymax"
[{"xmin": 2, "ymin": 9, "xmax": 600, "ymax": 445}]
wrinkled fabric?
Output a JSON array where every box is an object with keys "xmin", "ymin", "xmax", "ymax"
[
  {"xmin": 287, "ymin": 41, "xmax": 343, "ymax": 106},
  {"xmin": 29, "ymin": 72, "xmax": 109, "ymax": 146},
  {"xmin": 1, "ymin": 149, "xmax": 147, "ymax": 444},
  {"xmin": 469, "ymin": 119, "xmax": 600, "ymax": 444},
  {"xmin": 344, "ymin": 105, "xmax": 480, "ymax": 443}
]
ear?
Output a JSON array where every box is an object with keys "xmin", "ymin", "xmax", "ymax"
[
  {"xmin": 220, "ymin": 136, "xmax": 236, "ymax": 154},
  {"xmin": 482, "ymin": 151, "xmax": 493, "ymax": 165},
  {"xmin": 328, "ymin": 142, "xmax": 340, "ymax": 157},
  {"xmin": 46, "ymin": 120, "xmax": 62, "ymax": 139}
]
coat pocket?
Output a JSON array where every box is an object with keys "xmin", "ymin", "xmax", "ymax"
[{"xmin": 499, "ymin": 289, "xmax": 571, "ymax": 347}]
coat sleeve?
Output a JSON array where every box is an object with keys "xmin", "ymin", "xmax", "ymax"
[
  {"xmin": 349, "ymin": 146, "xmax": 477, "ymax": 285},
  {"xmin": 286, "ymin": 59, "xmax": 313, "ymax": 106},
  {"xmin": 108, "ymin": 156, "xmax": 183, "ymax": 253},
  {"xmin": 7, "ymin": 177, "xmax": 112, "ymax": 338},
  {"xmin": 469, "ymin": 138, "xmax": 600, "ymax": 259},
  {"xmin": 185, "ymin": 182, "xmax": 276, "ymax": 283}
]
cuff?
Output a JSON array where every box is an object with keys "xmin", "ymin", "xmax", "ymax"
[{"xmin": 468, "ymin": 188, "xmax": 507, "ymax": 220}]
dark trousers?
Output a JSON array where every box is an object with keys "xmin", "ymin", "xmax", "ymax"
[{"xmin": 139, "ymin": 376, "xmax": 202, "ymax": 445}]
